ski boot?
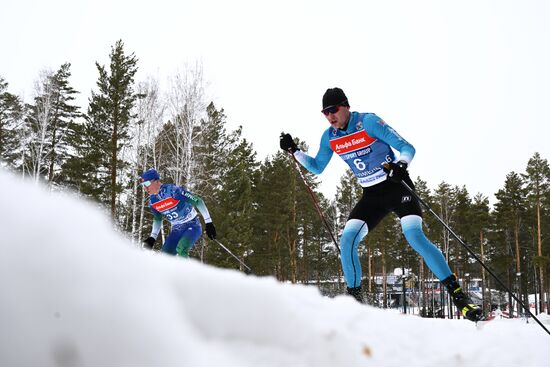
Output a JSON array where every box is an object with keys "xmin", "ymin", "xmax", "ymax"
[
  {"xmin": 347, "ymin": 286, "xmax": 364, "ymax": 303},
  {"xmin": 442, "ymin": 274, "xmax": 483, "ymax": 321}
]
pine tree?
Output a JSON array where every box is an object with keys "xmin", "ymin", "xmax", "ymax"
[
  {"xmin": 250, "ymin": 147, "xmax": 325, "ymax": 282},
  {"xmin": 294, "ymin": 169, "xmax": 334, "ymax": 285},
  {"xmin": 78, "ymin": 40, "xmax": 139, "ymax": 218},
  {"xmin": 493, "ymin": 172, "xmax": 528, "ymax": 316},
  {"xmin": 60, "ymin": 117, "xmax": 104, "ymax": 197},
  {"xmin": 522, "ymin": 152, "xmax": 550, "ymax": 313},
  {"xmin": 207, "ymin": 135, "xmax": 258, "ymax": 270},
  {"xmin": 451, "ymin": 185, "xmax": 474, "ymax": 278},
  {"xmin": 193, "ymin": 103, "xmax": 234, "ymax": 197},
  {"xmin": 335, "ymin": 169, "xmax": 362, "ymax": 231},
  {"xmin": 365, "ymin": 215, "xmax": 402, "ymax": 308},
  {"xmin": 300, "ymin": 194, "xmax": 338, "ymax": 286},
  {"xmin": 412, "ymin": 177, "xmax": 435, "ymax": 314},
  {"xmin": 412, "ymin": 177, "xmax": 437, "ymax": 237},
  {"xmin": 0, "ymin": 77, "xmax": 24, "ymax": 166},
  {"xmin": 470, "ymin": 193, "xmax": 491, "ymax": 311},
  {"xmin": 432, "ymin": 182, "xmax": 456, "ymax": 264},
  {"xmin": 253, "ymin": 153, "xmax": 294, "ymax": 278}
]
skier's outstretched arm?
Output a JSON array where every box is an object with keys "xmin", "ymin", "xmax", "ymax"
[{"xmin": 279, "ymin": 132, "xmax": 333, "ymax": 174}]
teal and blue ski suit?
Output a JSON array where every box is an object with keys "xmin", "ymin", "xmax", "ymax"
[{"xmin": 148, "ymin": 184, "xmax": 212, "ymax": 257}]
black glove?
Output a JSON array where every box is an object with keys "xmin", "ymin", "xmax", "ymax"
[
  {"xmin": 205, "ymin": 222, "xmax": 217, "ymax": 240},
  {"xmin": 383, "ymin": 161, "xmax": 408, "ymax": 183},
  {"xmin": 279, "ymin": 133, "xmax": 299, "ymax": 153},
  {"xmin": 143, "ymin": 236, "xmax": 156, "ymax": 250}
]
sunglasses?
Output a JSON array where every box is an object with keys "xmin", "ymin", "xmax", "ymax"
[
  {"xmin": 321, "ymin": 105, "xmax": 341, "ymax": 116},
  {"xmin": 140, "ymin": 180, "xmax": 152, "ymax": 187}
]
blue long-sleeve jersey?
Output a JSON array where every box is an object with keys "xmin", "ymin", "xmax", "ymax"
[
  {"xmin": 295, "ymin": 112, "xmax": 415, "ymax": 187},
  {"xmin": 148, "ymin": 184, "xmax": 212, "ymax": 239}
]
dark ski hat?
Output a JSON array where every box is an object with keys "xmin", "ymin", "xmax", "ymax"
[
  {"xmin": 141, "ymin": 168, "xmax": 160, "ymax": 182},
  {"xmin": 322, "ymin": 87, "xmax": 349, "ymax": 109}
]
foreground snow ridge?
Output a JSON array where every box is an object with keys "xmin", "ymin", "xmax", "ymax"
[{"xmin": 0, "ymin": 170, "xmax": 547, "ymax": 367}]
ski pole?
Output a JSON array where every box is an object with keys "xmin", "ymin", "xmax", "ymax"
[
  {"xmin": 400, "ymin": 179, "xmax": 550, "ymax": 336},
  {"xmin": 284, "ymin": 143, "xmax": 340, "ymax": 254},
  {"xmin": 212, "ymin": 239, "xmax": 252, "ymax": 273}
]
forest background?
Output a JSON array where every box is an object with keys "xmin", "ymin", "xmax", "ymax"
[{"xmin": 1, "ymin": 40, "xmax": 549, "ymax": 318}]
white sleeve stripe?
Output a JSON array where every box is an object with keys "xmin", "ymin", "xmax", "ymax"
[{"xmin": 150, "ymin": 219, "xmax": 162, "ymax": 239}]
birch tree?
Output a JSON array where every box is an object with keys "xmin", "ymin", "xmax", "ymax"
[
  {"xmin": 24, "ymin": 69, "xmax": 55, "ymax": 183},
  {"xmin": 164, "ymin": 63, "xmax": 207, "ymax": 188},
  {"xmin": 21, "ymin": 64, "xmax": 80, "ymax": 185},
  {"xmin": 130, "ymin": 78, "xmax": 165, "ymax": 244}
]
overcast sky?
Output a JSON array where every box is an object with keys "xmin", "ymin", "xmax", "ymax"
[{"xmin": 2, "ymin": 0, "xmax": 550, "ymax": 204}]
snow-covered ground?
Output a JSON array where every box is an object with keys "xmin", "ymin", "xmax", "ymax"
[{"xmin": 0, "ymin": 169, "xmax": 548, "ymax": 367}]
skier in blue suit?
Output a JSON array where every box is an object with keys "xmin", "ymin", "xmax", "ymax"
[
  {"xmin": 280, "ymin": 88, "xmax": 482, "ymax": 321},
  {"xmin": 140, "ymin": 168, "xmax": 217, "ymax": 257}
]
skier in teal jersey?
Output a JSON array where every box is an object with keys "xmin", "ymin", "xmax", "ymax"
[
  {"xmin": 140, "ymin": 168, "xmax": 217, "ymax": 257},
  {"xmin": 280, "ymin": 88, "xmax": 482, "ymax": 321}
]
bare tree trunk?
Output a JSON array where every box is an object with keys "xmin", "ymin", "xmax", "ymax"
[
  {"xmin": 273, "ymin": 231, "xmax": 281, "ymax": 281},
  {"xmin": 285, "ymin": 222, "xmax": 297, "ymax": 283},
  {"xmin": 367, "ymin": 246, "xmax": 372, "ymax": 293},
  {"xmin": 487, "ymin": 277, "xmax": 492, "ymax": 315},
  {"xmin": 110, "ymin": 106, "xmax": 119, "ymax": 219},
  {"xmin": 536, "ymin": 201, "xmax": 545, "ymax": 313},
  {"xmin": 480, "ymin": 230, "xmax": 487, "ymax": 313},
  {"xmin": 131, "ymin": 177, "xmax": 140, "ymax": 245},
  {"xmin": 419, "ymin": 257, "xmax": 425, "ymax": 314},
  {"xmin": 30, "ymin": 70, "xmax": 54, "ymax": 184},
  {"xmin": 46, "ymin": 92, "xmax": 62, "ymax": 186},
  {"xmin": 371, "ymin": 250, "xmax": 376, "ymax": 303},
  {"xmin": 439, "ymin": 196, "xmax": 452, "ymax": 265},
  {"xmin": 514, "ymin": 220, "xmax": 521, "ymax": 317},
  {"xmin": 302, "ymin": 234, "xmax": 308, "ymax": 284},
  {"xmin": 130, "ymin": 120, "xmax": 144, "ymax": 245},
  {"xmin": 382, "ymin": 246, "xmax": 387, "ymax": 308}
]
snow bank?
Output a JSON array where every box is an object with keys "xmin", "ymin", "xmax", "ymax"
[{"xmin": 0, "ymin": 169, "xmax": 547, "ymax": 367}]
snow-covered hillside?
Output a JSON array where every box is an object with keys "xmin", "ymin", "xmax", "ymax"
[{"xmin": 0, "ymin": 170, "xmax": 547, "ymax": 367}]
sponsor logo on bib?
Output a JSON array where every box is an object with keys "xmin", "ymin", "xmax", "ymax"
[
  {"xmin": 329, "ymin": 130, "xmax": 376, "ymax": 154},
  {"xmin": 152, "ymin": 197, "xmax": 179, "ymax": 212}
]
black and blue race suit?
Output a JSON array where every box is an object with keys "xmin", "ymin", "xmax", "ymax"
[{"xmin": 294, "ymin": 112, "xmax": 452, "ymax": 288}]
